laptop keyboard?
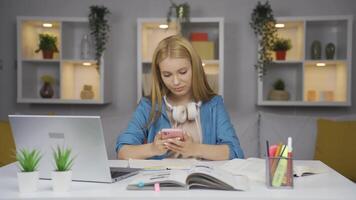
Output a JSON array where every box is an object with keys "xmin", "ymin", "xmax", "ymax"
[{"xmin": 111, "ymin": 171, "xmax": 131, "ymax": 179}]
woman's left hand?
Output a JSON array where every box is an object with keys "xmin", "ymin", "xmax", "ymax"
[{"xmin": 165, "ymin": 131, "xmax": 199, "ymax": 158}]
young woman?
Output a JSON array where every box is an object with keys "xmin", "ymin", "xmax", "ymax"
[{"xmin": 116, "ymin": 35, "xmax": 244, "ymax": 160}]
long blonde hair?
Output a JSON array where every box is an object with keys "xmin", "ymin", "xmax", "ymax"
[{"xmin": 148, "ymin": 35, "xmax": 216, "ymax": 125}]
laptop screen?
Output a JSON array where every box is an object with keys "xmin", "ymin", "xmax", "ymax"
[{"xmin": 9, "ymin": 115, "xmax": 114, "ymax": 183}]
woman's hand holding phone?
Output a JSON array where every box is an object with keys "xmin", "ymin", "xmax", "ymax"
[
  {"xmin": 165, "ymin": 131, "xmax": 199, "ymax": 158},
  {"xmin": 150, "ymin": 131, "xmax": 169, "ymax": 155}
]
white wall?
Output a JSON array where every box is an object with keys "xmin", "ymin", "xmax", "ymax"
[{"xmin": 1, "ymin": 0, "xmax": 356, "ymax": 159}]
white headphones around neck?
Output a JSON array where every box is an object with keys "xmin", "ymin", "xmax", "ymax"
[{"xmin": 163, "ymin": 96, "xmax": 202, "ymax": 124}]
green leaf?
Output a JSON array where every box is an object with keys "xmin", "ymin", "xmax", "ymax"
[
  {"xmin": 53, "ymin": 146, "xmax": 75, "ymax": 171},
  {"xmin": 16, "ymin": 148, "xmax": 42, "ymax": 172}
]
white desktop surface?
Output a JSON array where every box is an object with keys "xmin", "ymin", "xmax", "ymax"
[{"xmin": 1, "ymin": 160, "xmax": 355, "ymax": 200}]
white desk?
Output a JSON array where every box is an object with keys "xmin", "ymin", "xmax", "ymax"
[{"xmin": 1, "ymin": 160, "xmax": 355, "ymax": 200}]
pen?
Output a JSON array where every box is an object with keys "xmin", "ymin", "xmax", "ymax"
[
  {"xmin": 287, "ymin": 137, "xmax": 293, "ymax": 186},
  {"xmin": 154, "ymin": 182, "xmax": 160, "ymax": 192}
]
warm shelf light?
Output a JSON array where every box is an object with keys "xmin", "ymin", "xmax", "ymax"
[
  {"xmin": 316, "ymin": 63, "xmax": 326, "ymax": 67},
  {"xmin": 42, "ymin": 23, "xmax": 53, "ymax": 28},
  {"xmin": 275, "ymin": 23, "xmax": 285, "ymax": 28},
  {"xmin": 159, "ymin": 24, "xmax": 168, "ymax": 29},
  {"xmin": 83, "ymin": 62, "xmax": 92, "ymax": 66},
  {"xmin": 202, "ymin": 63, "xmax": 206, "ymax": 66}
]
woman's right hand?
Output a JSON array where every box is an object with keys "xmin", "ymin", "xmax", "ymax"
[{"xmin": 150, "ymin": 131, "xmax": 168, "ymax": 155}]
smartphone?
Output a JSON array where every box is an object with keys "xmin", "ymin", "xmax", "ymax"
[{"xmin": 161, "ymin": 128, "xmax": 184, "ymax": 140}]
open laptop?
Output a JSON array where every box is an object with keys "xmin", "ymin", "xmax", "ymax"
[{"xmin": 9, "ymin": 115, "xmax": 140, "ymax": 183}]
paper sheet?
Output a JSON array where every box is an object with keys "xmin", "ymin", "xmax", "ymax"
[{"xmin": 219, "ymin": 158, "xmax": 266, "ymax": 182}]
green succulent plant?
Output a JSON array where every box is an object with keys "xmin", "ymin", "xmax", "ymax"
[
  {"xmin": 273, "ymin": 79, "xmax": 285, "ymax": 90},
  {"xmin": 53, "ymin": 146, "xmax": 75, "ymax": 172},
  {"xmin": 272, "ymin": 37, "xmax": 292, "ymax": 51},
  {"xmin": 16, "ymin": 148, "xmax": 42, "ymax": 172},
  {"xmin": 35, "ymin": 33, "xmax": 59, "ymax": 53}
]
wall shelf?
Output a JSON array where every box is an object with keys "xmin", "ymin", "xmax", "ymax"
[
  {"xmin": 258, "ymin": 15, "xmax": 353, "ymax": 106},
  {"xmin": 17, "ymin": 16, "xmax": 111, "ymax": 104}
]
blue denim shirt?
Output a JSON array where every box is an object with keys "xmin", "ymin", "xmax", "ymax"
[{"xmin": 116, "ymin": 95, "xmax": 244, "ymax": 159}]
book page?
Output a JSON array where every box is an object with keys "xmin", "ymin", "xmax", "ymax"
[
  {"xmin": 220, "ymin": 158, "xmax": 265, "ymax": 182},
  {"xmin": 128, "ymin": 158, "xmax": 197, "ymax": 170},
  {"xmin": 294, "ymin": 165, "xmax": 329, "ymax": 177},
  {"xmin": 187, "ymin": 164, "xmax": 249, "ymax": 191}
]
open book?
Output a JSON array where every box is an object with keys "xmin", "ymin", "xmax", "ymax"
[
  {"xmin": 294, "ymin": 165, "xmax": 328, "ymax": 177},
  {"xmin": 127, "ymin": 164, "xmax": 249, "ymax": 191},
  {"xmin": 220, "ymin": 158, "xmax": 329, "ymax": 182}
]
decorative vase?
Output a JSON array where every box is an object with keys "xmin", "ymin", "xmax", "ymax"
[
  {"xmin": 52, "ymin": 170, "xmax": 72, "ymax": 192},
  {"xmin": 17, "ymin": 171, "xmax": 39, "ymax": 193},
  {"xmin": 42, "ymin": 50, "xmax": 54, "ymax": 59},
  {"xmin": 80, "ymin": 85, "xmax": 94, "ymax": 99},
  {"xmin": 40, "ymin": 82, "xmax": 54, "ymax": 98},
  {"xmin": 307, "ymin": 90, "xmax": 317, "ymax": 102},
  {"xmin": 311, "ymin": 40, "xmax": 322, "ymax": 59},
  {"xmin": 325, "ymin": 43, "xmax": 335, "ymax": 59},
  {"xmin": 275, "ymin": 51, "xmax": 286, "ymax": 60},
  {"xmin": 80, "ymin": 34, "xmax": 92, "ymax": 60}
]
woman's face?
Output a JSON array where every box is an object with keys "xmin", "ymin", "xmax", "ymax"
[{"xmin": 159, "ymin": 57, "xmax": 192, "ymax": 99}]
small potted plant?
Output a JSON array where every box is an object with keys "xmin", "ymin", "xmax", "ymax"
[
  {"xmin": 268, "ymin": 78, "xmax": 290, "ymax": 100},
  {"xmin": 166, "ymin": 1, "xmax": 190, "ymax": 35},
  {"xmin": 40, "ymin": 75, "xmax": 55, "ymax": 98},
  {"xmin": 16, "ymin": 148, "xmax": 42, "ymax": 193},
  {"xmin": 272, "ymin": 37, "xmax": 292, "ymax": 60},
  {"xmin": 52, "ymin": 146, "xmax": 75, "ymax": 192},
  {"xmin": 35, "ymin": 33, "xmax": 59, "ymax": 59}
]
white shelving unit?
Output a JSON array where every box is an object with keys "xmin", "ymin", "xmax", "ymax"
[
  {"xmin": 258, "ymin": 15, "xmax": 353, "ymax": 106},
  {"xmin": 137, "ymin": 17, "xmax": 224, "ymax": 102},
  {"xmin": 17, "ymin": 16, "xmax": 111, "ymax": 104}
]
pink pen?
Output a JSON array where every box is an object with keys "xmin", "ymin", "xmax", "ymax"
[
  {"xmin": 269, "ymin": 145, "xmax": 278, "ymax": 157},
  {"xmin": 154, "ymin": 182, "xmax": 160, "ymax": 192}
]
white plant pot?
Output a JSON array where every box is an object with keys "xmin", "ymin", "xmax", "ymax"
[
  {"xmin": 52, "ymin": 170, "xmax": 72, "ymax": 192},
  {"xmin": 17, "ymin": 171, "xmax": 39, "ymax": 193}
]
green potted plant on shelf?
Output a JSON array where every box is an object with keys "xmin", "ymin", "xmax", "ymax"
[
  {"xmin": 272, "ymin": 37, "xmax": 292, "ymax": 60},
  {"xmin": 268, "ymin": 78, "xmax": 290, "ymax": 101},
  {"xmin": 16, "ymin": 148, "xmax": 42, "ymax": 193},
  {"xmin": 166, "ymin": 1, "xmax": 190, "ymax": 35},
  {"xmin": 89, "ymin": 5, "xmax": 111, "ymax": 65},
  {"xmin": 40, "ymin": 75, "xmax": 55, "ymax": 98},
  {"xmin": 250, "ymin": 0, "xmax": 277, "ymax": 79},
  {"xmin": 35, "ymin": 33, "xmax": 59, "ymax": 59},
  {"xmin": 51, "ymin": 146, "xmax": 75, "ymax": 192}
]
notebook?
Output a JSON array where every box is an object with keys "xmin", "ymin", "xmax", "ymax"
[{"xmin": 9, "ymin": 115, "xmax": 140, "ymax": 183}]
